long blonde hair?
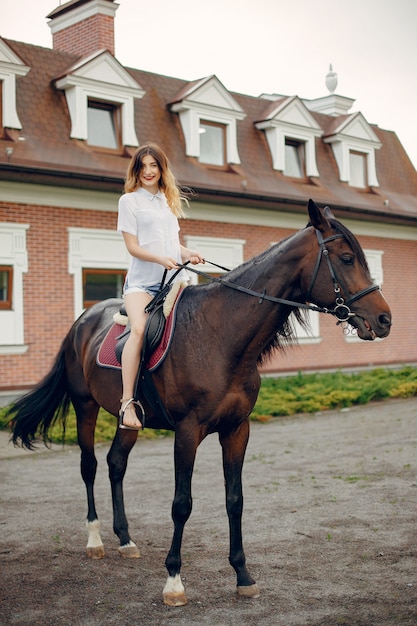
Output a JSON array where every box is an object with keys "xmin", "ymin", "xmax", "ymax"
[{"xmin": 124, "ymin": 143, "xmax": 187, "ymax": 218}]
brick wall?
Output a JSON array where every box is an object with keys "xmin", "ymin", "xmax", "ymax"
[
  {"xmin": 0, "ymin": 203, "xmax": 415, "ymax": 389},
  {"xmin": 53, "ymin": 14, "xmax": 115, "ymax": 56}
]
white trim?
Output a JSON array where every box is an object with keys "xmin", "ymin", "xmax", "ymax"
[
  {"xmin": 48, "ymin": 0, "xmax": 119, "ymax": 34},
  {"xmin": 55, "ymin": 51, "xmax": 144, "ymax": 146},
  {"xmin": 345, "ymin": 248, "xmax": 384, "ymax": 344},
  {"xmin": 0, "ymin": 39, "xmax": 30, "ymax": 129},
  {"xmin": 324, "ymin": 113, "xmax": 381, "ymax": 187},
  {"xmin": 183, "ymin": 235, "xmax": 245, "ymax": 284},
  {"xmin": 171, "ymin": 76, "xmax": 246, "ymax": 164},
  {"xmin": 256, "ymin": 97, "xmax": 322, "ymax": 176},
  {"xmin": 0, "ymin": 222, "xmax": 29, "ymax": 348},
  {"xmin": 68, "ymin": 227, "xmax": 128, "ymax": 318},
  {"xmin": 1, "ymin": 180, "xmax": 416, "ymax": 242}
]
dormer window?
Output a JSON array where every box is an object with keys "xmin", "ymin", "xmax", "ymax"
[
  {"xmin": 284, "ymin": 139, "xmax": 305, "ymax": 178},
  {"xmin": 323, "ymin": 112, "xmax": 381, "ymax": 187},
  {"xmin": 0, "ymin": 38, "xmax": 30, "ymax": 134},
  {"xmin": 170, "ymin": 75, "xmax": 246, "ymax": 165},
  {"xmin": 256, "ymin": 96, "xmax": 322, "ymax": 177},
  {"xmin": 54, "ymin": 50, "xmax": 144, "ymax": 148},
  {"xmin": 87, "ymin": 99, "xmax": 121, "ymax": 150},
  {"xmin": 199, "ymin": 121, "xmax": 226, "ymax": 166},
  {"xmin": 349, "ymin": 151, "xmax": 367, "ymax": 188}
]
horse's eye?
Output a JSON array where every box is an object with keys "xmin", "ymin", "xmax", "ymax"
[{"xmin": 341, "ymin": 254, "xmax": 355, "ymax": 265}]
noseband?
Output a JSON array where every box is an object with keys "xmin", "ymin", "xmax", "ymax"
[{"xmin": 305, "ymin": 230, "xmax": 380, "ymax": 322}]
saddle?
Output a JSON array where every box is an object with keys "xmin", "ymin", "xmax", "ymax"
[{"xmin": 114, "ymin": 280, "xmax": 183, "ymax": 365}]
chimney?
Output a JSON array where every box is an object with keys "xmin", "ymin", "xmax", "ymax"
[{"xmin": 47, "ymin": 0, "xmax": 119, "ymax": 57}]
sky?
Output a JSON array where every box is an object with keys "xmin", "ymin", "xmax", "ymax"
[{"xmin": 1, "ymin": 0, "xmax": 417, "ymax": 169}]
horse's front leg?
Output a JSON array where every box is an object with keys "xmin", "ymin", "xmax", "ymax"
[
  {"xmin": 107, "ymin": 430, "xmax": 140, "ymax": 558},
  {"xmin": 220, "ymin": 420, "xmax": 260, "ymax": 598},
  {"xmin": 163, "ymin": 428, "xmax": 199, "ymax": 606}
]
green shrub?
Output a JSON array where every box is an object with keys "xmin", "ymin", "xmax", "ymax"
[{"xmin": 1, "ymin": 366, "xmax": 416, "ymax": 442}]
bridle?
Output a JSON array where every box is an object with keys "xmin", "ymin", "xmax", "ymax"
[
  {"xmin": 304, "ymin": 230, "xmax": 380, "ymax": 322},
  {"xmin": 165, "ymin": 227, "xmax": 380, "ymax": 323}
]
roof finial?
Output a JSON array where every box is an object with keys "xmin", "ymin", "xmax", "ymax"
[{"xmin": 325, "ymin": 64, "xmax": 338, "ymax": 94}]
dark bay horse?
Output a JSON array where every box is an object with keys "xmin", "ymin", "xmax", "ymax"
[{"xmin": 8, "ymin": 200, "xmax": 392, "ymax": 606}]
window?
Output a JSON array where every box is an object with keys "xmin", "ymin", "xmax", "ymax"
[
  {"xmin": 0, "ymin": 81, "xmax": 3, "ymax": 138},
  {"xmin": 183, "ymin": 235, "xmax": 245, "ymax": 286},
  {"xmin": 345, "ymin": 249, "xmax": 384, "ymax": 342},
  {"xmin": 199, "ymin": 121, "xmax": 226, "ymax": 166},
  {"xmin": 349, "ymin": 151, "xmax": 367, "ymax": 188},
  {"xmin": 284, "ymin": 140, "xmax": 305, "ymax": 178},
  {"xmin": 0, "ymin": 223, "xmax": 28, "ymax": 352},
  {"xmin": 196, "ymin": 272, "xmax": 223, "ymax": 285},
  {"xmin": 323, "ymin": 112, "xmax": 381, "ymax": 187},
  {"xmin": 170, "ymin": 75, "xmax": 245, "ymax": 165},
  {"xmin": 83, "ymin": 269, "xmax": 125, "ymax": 308},
  {"xmin": 69, "ymin": 228, "xmax": 129, "ymax": 318},
  {"xmin": 0, "ymin": 265, "xmax": 13, "ymax": 309},
  {"xmin": 255, "ymin": 96, "xmax": 322, "ymax": 176},
  {"xmin": 87, "ymin": 100, "xmax": 120, "ymax": 150},
  {"xmin": 54, "ymin": 50, "xmax": 144, "ymax": 147}
]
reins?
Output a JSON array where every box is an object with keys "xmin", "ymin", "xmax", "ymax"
[{"xmin": 160, "ymin": 228, "xmax": 380, "ymax": 323}]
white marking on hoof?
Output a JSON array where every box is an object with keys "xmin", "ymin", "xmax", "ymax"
[
  {"xmin": 163, "ymin": 574, "xmax": 188, "ymax": 606},
  {"xmin": 237, "ymin": 583, "xmax": 261, "ymax": 598},
  {"xmin": 86, "ymin": 520, "xmax": 105, "ymax": 559},
  {"xmin": 118, "ymin": 541, "xmax": 140, "ymax": 558}
]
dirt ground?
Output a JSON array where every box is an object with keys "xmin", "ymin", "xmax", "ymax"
[{"xmin": 1, "ymin": 397, "xmax": 416, "ymax": 626}]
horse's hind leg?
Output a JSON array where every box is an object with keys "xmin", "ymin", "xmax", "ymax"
[
  {"xmin": 107, "ymin": 430, "xmax": 140, "ymax": 558},
  {"xmin": 220, "ymin": 420, "xmax": 260, "ymax": 598},
  {"xmin": 76, "ymin": 399, "xmax": 105, "ymax": 559}
]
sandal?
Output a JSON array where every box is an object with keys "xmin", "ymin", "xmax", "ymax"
[{"xmin": 119, "ymin": 398, "xmax": 145, "ymax": 431}]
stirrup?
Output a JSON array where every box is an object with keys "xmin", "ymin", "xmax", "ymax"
[{"xmin": 119, "ymin": 398, "xmax": 145, "ymax": 431}]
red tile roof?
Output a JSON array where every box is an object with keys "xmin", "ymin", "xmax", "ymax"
[{"xmin": 2, "ymin": 38, "xmax": 417, "ymax": 223}]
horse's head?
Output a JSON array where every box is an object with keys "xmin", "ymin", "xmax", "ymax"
[{"xmin": 303, "ymin": 199, "xmax": 392, "ymax": 340}]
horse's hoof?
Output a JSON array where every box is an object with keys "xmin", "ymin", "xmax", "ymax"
[
  {"xmin": 86, "ymin": 545, "xmax": 105, "ymax": 559},
  {"xmin": 118, "ymin": 541, "xmax": 140, "ymax": 558},
  {"xmin": 237, "ymin": 583, "xmax": 261, "ymax": 598},
  {"xmin": 163, "ymin": 574, "xmax": 187, "ymax": 606},
  {"xmin": 163, "ymin": 592, "xmax": 188, "ymax": 607}
]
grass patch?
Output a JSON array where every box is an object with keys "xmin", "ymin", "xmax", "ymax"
[
  {"xmin": 1, "ymin": 366, "xmax": 415, "ymax": 445},
  {"xmin": 251, "ymin": 366, "xmax": 417, "ymax": 420}
]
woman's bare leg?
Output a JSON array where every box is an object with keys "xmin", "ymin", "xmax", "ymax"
[{"xmin": 120, "ymin": 291, "xmax": 153, "ymax": 428}]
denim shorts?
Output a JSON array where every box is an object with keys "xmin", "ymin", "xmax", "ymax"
[{"xmin": 123, "ymin": 279, "xmax": 161, "ymax": 298}]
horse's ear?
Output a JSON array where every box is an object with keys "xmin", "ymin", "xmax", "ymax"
[
  {"xmin": 323, "ymin": 205, "xmax": 335, "ymax": 220},
  {"xmin": 307, "ymin": 199, "xmax": 331, "ymax": 232}
]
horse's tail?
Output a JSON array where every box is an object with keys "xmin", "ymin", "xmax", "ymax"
[{"xmin": 6, "ymin": 338, "xmax": 71, "ymax": 450}]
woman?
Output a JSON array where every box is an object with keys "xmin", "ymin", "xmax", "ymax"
[{"xmin": 117, "ymin": 143, "xmax": 204, "ymax": 430}]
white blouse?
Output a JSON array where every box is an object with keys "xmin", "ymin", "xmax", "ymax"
[{"xmin": 117, "ymin": 187, "xmax": 187, "ymax": 288}]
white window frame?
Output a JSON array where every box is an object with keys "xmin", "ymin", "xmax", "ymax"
[
  {"xmin": 255, "ymin": 96, "xmax": 322, "ymax": 177},
  {"xmin": 0, "ymin": 223, "xmax": 29, "ymax": 353},
  {"xmin": 55, "ymin": 51, "xmax": 144, "ymax": 146},
  {"xmin": 68, "ymin": 228, "xmax": 129, "ymax": 319},
  {"xmin": 323, "ymin": 113, "xmax": 381, "ymax": 187},
  {"xmin": 0, "ymin": 39, "xmax": 30, "ymax": 130},
  {"xmin": 170, "ymin": 75, "xmax": 246, "ymax": 164},
  {"xmin": 183, "ymin": 236, "xmax": 245, "ymax": 284},
  {"xmin": 345, "ymin": 249, "xmax": 384, "ymax": 343}
]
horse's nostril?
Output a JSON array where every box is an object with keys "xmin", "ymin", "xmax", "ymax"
[{"xmin": 380, "ymin": 314, "xmax": 392, "ymax": 327}]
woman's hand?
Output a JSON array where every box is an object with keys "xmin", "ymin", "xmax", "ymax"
[
  {"xmin": 159, "ymin": 256, "xmax": 180, "ymax": 270},
  {"xmin": 181, "ymin": 246, "xmax": 205, "ymax": 265}
]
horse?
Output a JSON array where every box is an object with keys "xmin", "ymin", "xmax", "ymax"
[{"xmin": 7, "ymin": 199, "xmax": 392, "ymax": 606}]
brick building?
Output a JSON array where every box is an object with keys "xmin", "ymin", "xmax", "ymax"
[{"xmin": 1, "ymin": 0, "xmax": 416, "ymax": 394}]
